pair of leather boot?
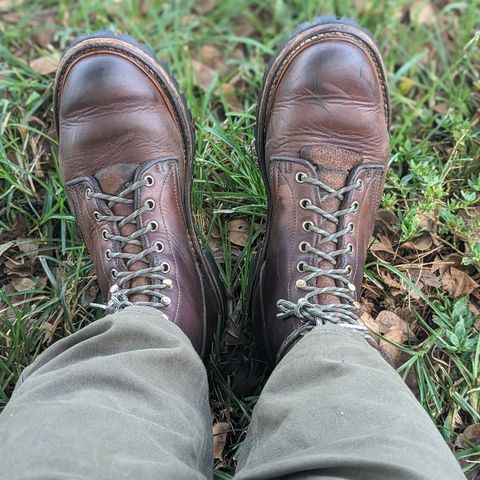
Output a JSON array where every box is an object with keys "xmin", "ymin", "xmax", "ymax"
[{"xmin": 54, "ymin": 17, "xmax": 389, "ymax": 363}]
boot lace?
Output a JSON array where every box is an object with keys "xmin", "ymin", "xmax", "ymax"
[
  {"xmin": 87, "ymin": 176, "xmax": 172, "ymax": 313},
  {"xmin": 276, "ymin": 173, "xmax": 371, "ymax": 360}
]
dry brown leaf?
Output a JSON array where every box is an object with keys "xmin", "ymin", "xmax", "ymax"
[
  {"xmin": 224, "ymin": 319, "xmax": 249, "ymax": 346},
  {"xmin": 455, "ymin": 424, "xmax": 480, "ymax": 449},
  {"xmin": 31, "ymin": 16, "xmax": 56, "ymax": 47},
  {"xmin": 0, "ymin": 241, "xmax": 15, "ymax": 257},
  {"xmin": 441, "ymin": 267, "xmax": 479, "ymax": 298},
  {"xmin": 212, "ymin": 422, "xmax": 230, "ymax": 459},
  {"xmin": 401, "ymin": 233, "xmax": 432, "ymax": 251},
  {"xmin": 410, "ymin": 1, "xmax": 436, "ymax": 25},
  {"xmin": 370, "ymin": 234, "xmax": 396, "ymax": 255},
  {"xmin": 221, "ymin": 82, "xmax": 243, "ymax": 111},
  {"xmin": 195, "ymin": 0, "xmax": 215, "ymax": 14},
  {"xmin": 227, "ymin": 218, "xmax": 249, "ymax": 246},
  {"xmin": 201, "ymin": 44, "xmax": 223, "ymax": 69},
  {"xmin": 375, "ymin": 310, "xmax": 415, "ymax": 340},
  {"xmin": 30, "ymin": 56, "xmax": 58, "ymax": 75},
  {"xmin": 191, "ymin": 59, "xmax": 216, "ymax": 91},
  {"xmin": 10, "ymin": 276, "xmax": 35, "ymax": 291},
  {"xmin": 379, "ymin": 327, "xmax": 404, "ymax": 367}
]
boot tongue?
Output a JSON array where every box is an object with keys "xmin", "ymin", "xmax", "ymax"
[
  {"xmin": 299, "ymin": 145, "xmax": 362, "ymax": 307},
  {"xmin": 94, "ymin": 163, "xmax": 148, "ymax": 301}
]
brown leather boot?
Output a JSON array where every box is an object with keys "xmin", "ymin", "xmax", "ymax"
[
  {"xmin": 251, "ymin": 17, "xmax": 390, "ymax": 364},
  {"xmin": 54, "ymin": 32, "xmax": 224, "ymax": 357}
]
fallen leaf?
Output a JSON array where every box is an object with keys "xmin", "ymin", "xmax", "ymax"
[
  {"xmin": 221, "ymin": 82, "xmax": 243, "ymax": 111},
  {"xmin": 30, "ymin": 56, "xmax": 58, "ymax": 75},
  {"xmin": 455, "ymin": 424, "xmax": 480, "ymax": 449},
  {"xmin": 227, "ymin": 218, "xmax": 249, "ymax": 246},
  {"xmin": 410, "ymin": 1, "xmax": 436, "ymax": 25},
  {"xmin": 370, "ymin": 234, "xmax": 396, "ymax": 255},
  {"xmin": 441, "ymin": 267, "xmax": 479, "ymax": 298},
  {"xmin": 191, "ymin": 59, "xmax": 216, "ymax": 91},
  {"xmin": 195, "ymin": 0, "xmax": 215, "ymax": 14},
  {"xmin": 10, "ymin": 276, "xmax": 35, "ymax": 291},
  {"xmin": 379, "ymin": 326, "xmax": 404, "ymax": 367},
  {"xmin": 201, "ymin": 44, "xmax": 223, "ymax": 69},
  {"xmin": 212, "ymin": 422, "xmax": 230, "ymax": 459},
  {"xmin": 401, "ymin": 233, "xmax": 433, "ymax": 251}
]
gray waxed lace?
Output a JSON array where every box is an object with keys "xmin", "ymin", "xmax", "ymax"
[
  {"xmin": 89, "ymin": 177, "xmax": 172, "ymax": 313},
  {"xmin": 276, "ymin": 174, "xmax": 372, "ymax": 362}
]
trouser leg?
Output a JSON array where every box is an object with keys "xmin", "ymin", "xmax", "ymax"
[
  {"xmin": 0, "ymin": 306, "xmax": 212, "ymax": 480},
  {"xmin": 235, "ymin": 325, "xmax": 465, "ymax": 480}
]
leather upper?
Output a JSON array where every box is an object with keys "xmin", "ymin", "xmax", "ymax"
[
  {"xmin": 252, "ymin": 24, "xmax": 390, "ymax": 362},
  {"xmin": 54, "ymin": 40, "xmax": 221, "ymax": 356}
]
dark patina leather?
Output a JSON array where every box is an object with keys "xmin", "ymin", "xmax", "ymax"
[
  {"xmin": 251, "ymin": 19, "xmax": 390, "ymax": 363},
  {"xmin": 54, "ymin": 35, "xmax": 223, "ymax": 357}
]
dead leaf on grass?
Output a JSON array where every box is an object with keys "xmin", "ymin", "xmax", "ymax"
[
  {"xmin": 455, "ymin": 423, "xmax": 480, "ymax": 449},
  {"xmin": 410, "ymin": 1, "xmax": 436, "ymax": 25},
  {"xmin": 195, "ymin": 0, "xmax": 215, "ymax": 14},
  {"xmin": 441, "ymin": 267, "xmax": 479, "ymax": 298},
  {"xmin": 191, "ymin": 59, "xmax": 216, "ymax": 91},
  {"xmin": 401, "ymin": 233, "xmax": 433, "ymax": 252},
  {"xmin": 379, "ymin": 326, "xmax": 404, "ymax": 367},
  {"xmin": 227, "ymin": 218, "xmax": 249, "ymax": 246},
  {"xmin": 213, "ymin": 422, "xmax": 230, "ymax": 459},
  {"xmin": 10, "ymin": 276, "xmax": 35, "ymax": 291},
  {"xmin": 30, "ymin": 55, "xmax": 58, "ymax": 75}
]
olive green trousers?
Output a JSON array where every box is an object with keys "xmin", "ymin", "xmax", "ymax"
[{"xmin": 0, "ymin": 306, "xmax": 465, "ymax": 479}]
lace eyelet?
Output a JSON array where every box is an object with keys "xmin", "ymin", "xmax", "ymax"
[
  {"xmin": 346, "ymin": 243, "xmax": 354, "ymax": 254},
  {"xmin": 351, "ymin": 201, "xmax": 359, "ymax": 213},
  {"xmin": 145, "ymin": 175, "xmax": 155, "ymax": 186},
  {"xmin": 111, "ymin": 268, "xmax": 118, "ymax": 279},
  {"xmin": 101, "ymin": 229, "xmax": 110, "ymax": 241},
  {"xmin": 295, "ymin": 172, "xmax": 307, "ymax": 183},
  {"xmin": 346, "ymin": 265, "xmax": 352, "ymax": 275},
  {"xmin": 296, "ymin": 279, "xmax": 306, "ymax": 289},
  {"xmin": 161, "ymin": 262, "xmax": 170, "ymax": 273},
  {"xmin": 145, "ymin": 199, "xmax": 155, "ymax": 210},
  {"xmin": 93, "ymin": 211, "xmax": 101, "ymax": 221},
  {"xmin": 150, "ymin": 221, "xmax": 159, "ymax": 232},
  {"xmin": 302, "ymin": 221, "xmax": 313, "ymax": 231},
  {"xmin": 85, "ymin": 188, "xmax": 92, "ymax": 199},
  {"xmin": 300, "ymin": 198, "xmax": 311, "ymax": 209},
  {"xmin": 105, "ymin": 249, "xmax": 112, "ymax": 260},
  {"xmin": 348, "ymin": 222, "xmax": 355, "ymax": 233},
  {"xmin": 155, "ymin": 241, "xmax": 164, "ymax": 252},
  {"xmin": 299, "ymin": 241, "xmax": 310, "ymax": 253},
  {"xmin": 356, "ymin": 179, "xmax": 364, "ymax": 191},
  {"xmin": 297, "ymin": 261, "xmax": 307, "ymax": 272},
  {"xmin": 161, "ymin": 296, "xmax": 171, "ymax": 306}
]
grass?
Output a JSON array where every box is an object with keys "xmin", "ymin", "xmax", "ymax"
[{"xmin": 1, "ymin": 0, "xmax": 479, "ymax": 477}]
